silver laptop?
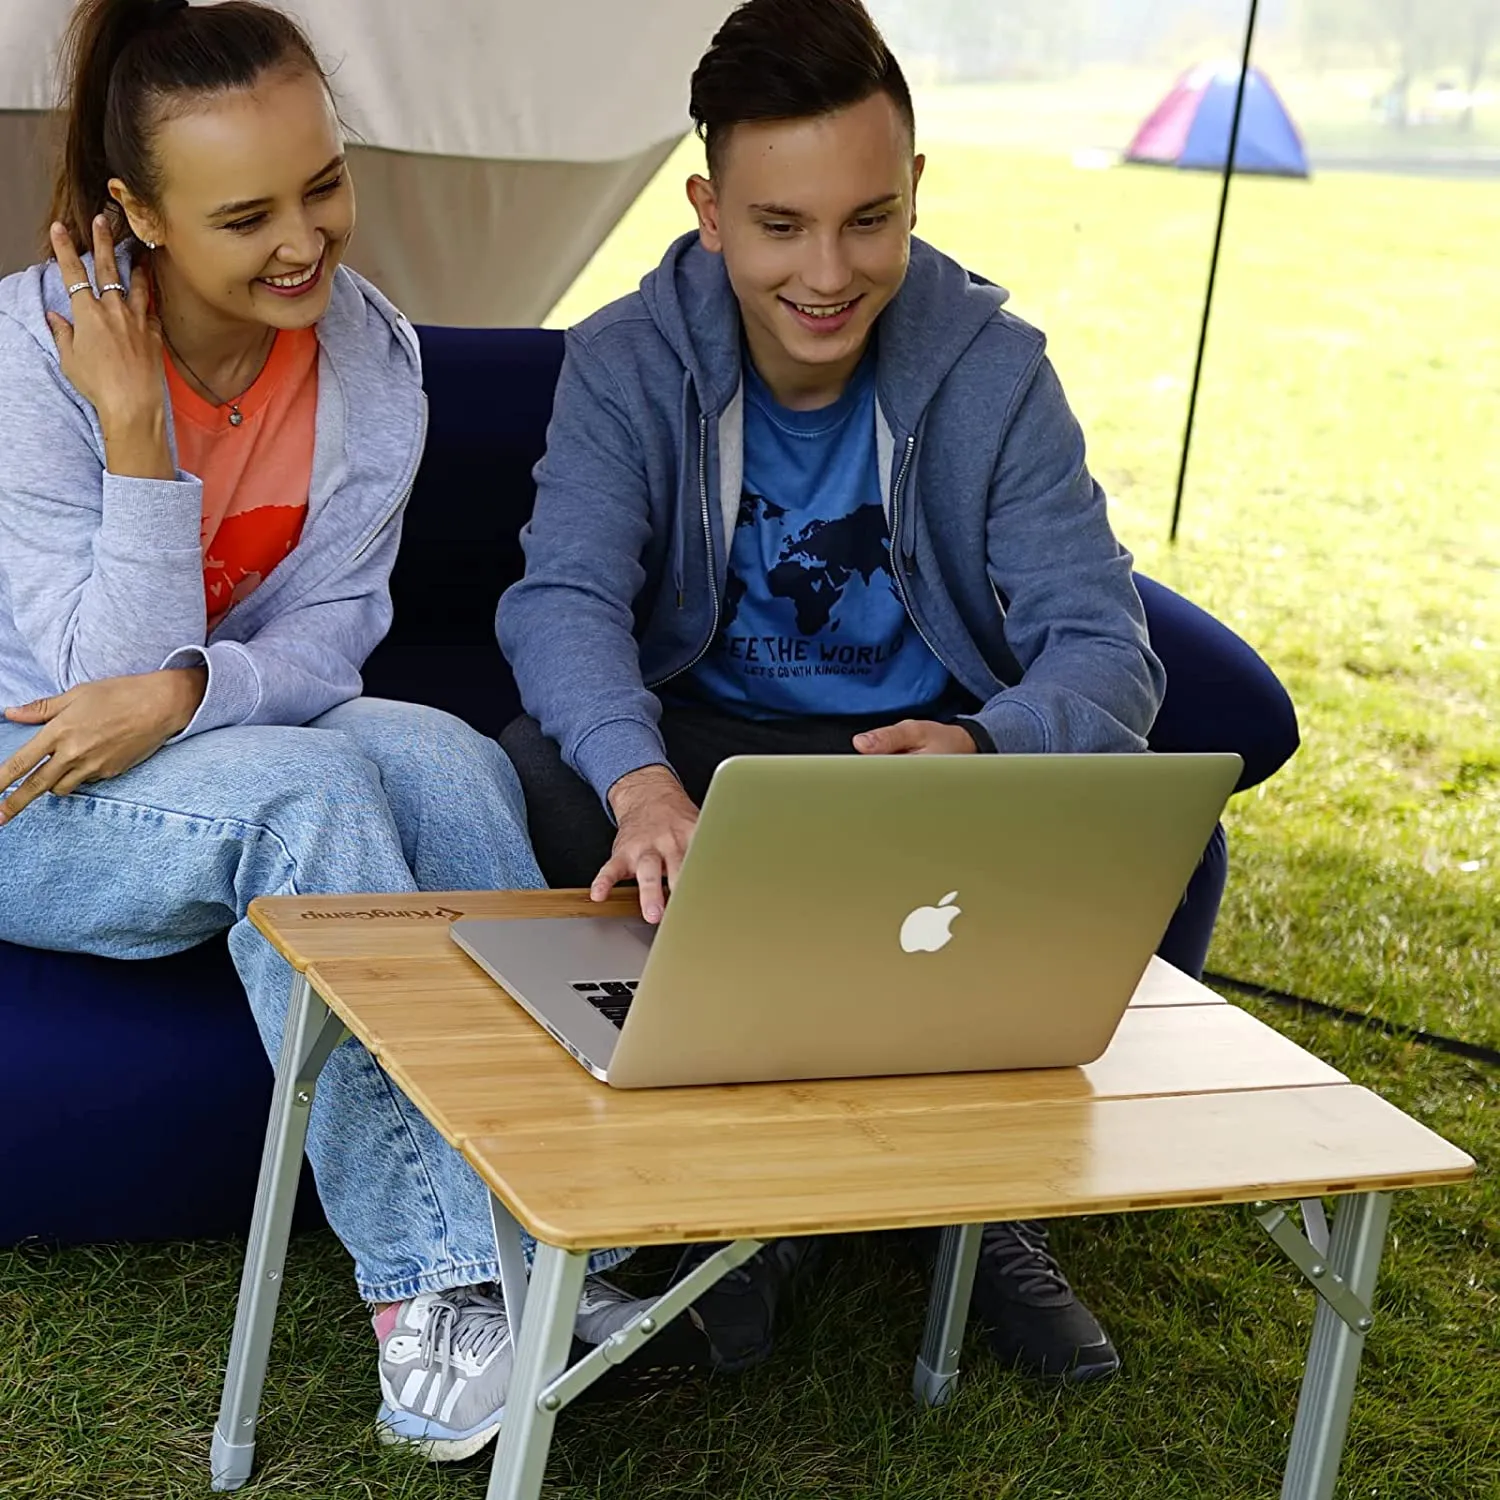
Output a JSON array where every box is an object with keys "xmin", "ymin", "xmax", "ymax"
[{"xmin": 451, "ymin": 752, "xmax": 1241, "ymax": 1089}]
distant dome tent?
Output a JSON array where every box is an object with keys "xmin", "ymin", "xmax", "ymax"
[{"xmin": 1126, "ymin": 63, "xmax": 1309, "ymax": 179}]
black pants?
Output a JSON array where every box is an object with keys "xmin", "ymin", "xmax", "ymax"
[{"xmin": 500, "ymin": 704, "xmax": 1228, "ymax": 980}]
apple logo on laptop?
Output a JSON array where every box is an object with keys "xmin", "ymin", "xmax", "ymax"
[{"xmin": 899, "ymin": 891, "xmax": 961, "ymax": 954}]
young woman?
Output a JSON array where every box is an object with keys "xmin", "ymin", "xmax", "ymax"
[{"xmin": 0, "ymin": 0, "xmax": 642, "ymax": 1461}]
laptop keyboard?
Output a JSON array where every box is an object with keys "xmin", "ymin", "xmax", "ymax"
[{"xmin": 571, "ymin": 980, "xmax": 639, "ymax": 1026}]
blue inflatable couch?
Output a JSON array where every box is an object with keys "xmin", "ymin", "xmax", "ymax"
[{"xmin": 0, "ymin": 326, "xmax": 1299, "ymax": 1248}]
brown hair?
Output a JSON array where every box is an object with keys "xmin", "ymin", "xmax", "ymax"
[
  {"xmin": 48, "ymin": 0, "xmax": 326, "ymax": 249},
  {"xmin": 689, "ymin": 0, "xmax": 914, "ymax": 177}
]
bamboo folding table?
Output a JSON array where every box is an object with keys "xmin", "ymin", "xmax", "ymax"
[{"xmin": 209, "ymin": 891, "xmax": 1474, "ymax": 1500}]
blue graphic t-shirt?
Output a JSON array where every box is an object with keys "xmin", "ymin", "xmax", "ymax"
[{"xmin": 688, "ymin": 353, "xmax": 950, "ymax": 718}]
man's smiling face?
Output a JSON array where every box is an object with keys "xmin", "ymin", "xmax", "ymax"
[{"xmin": 688, "ymin": 90, "xmax": 923, "ymax": 409}]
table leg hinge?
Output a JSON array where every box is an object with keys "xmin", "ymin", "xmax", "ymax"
[
  {"xmin": 292, "ymin": 1016, "xmax": 349, "ymax": 1092},
  {"xmin": 1253, "ymin": 1203, "xmax": 1374, "ymax": 1333},
  {"xmin": 535, "ymin": 1238, "xmax": 764, "ymax": 1412}
]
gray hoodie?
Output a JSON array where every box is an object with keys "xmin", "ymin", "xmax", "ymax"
[
  {"xmin": 0, "ymin": 248, "xmax": 425, "ymax": 736},
  {"xmin": 499, "ymin": 233, "xmax": 1165, "ymax": 804}
]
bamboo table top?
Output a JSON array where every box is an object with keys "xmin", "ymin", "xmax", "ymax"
[{"xmin": 250, "ymin": 894, "xmax": 1474, "ymax": 1250}]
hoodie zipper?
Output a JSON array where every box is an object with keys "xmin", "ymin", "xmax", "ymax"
[
  {"xmin": 650, "ymin": 413, "xmax": 721, "ymax": 688},
  {"xmin": 887, "ymin": 433, "xmax": 947, "ymax": 668}
]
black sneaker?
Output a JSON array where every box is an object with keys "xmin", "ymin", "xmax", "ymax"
[
  {"xmin": 657, "ymin": 1237, "xmax": 820, "ymax": 1374},
  {"xmin": 969, "ymin": 1221, "xmax": 1120, "ymax": 1383}
]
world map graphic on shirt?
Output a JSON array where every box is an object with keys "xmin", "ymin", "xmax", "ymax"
[
  {"xmin": 719, "ymin": 491, "xmax": 899, "ymax": 639},
  {"xmin": 688, "ymin": 348, "xmax": 949, "ymax": 717}
]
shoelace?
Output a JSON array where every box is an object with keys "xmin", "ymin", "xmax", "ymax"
[
  {"xmin": 417, "ymin": 1289, "xmax": 511, "ymax": 1372},
  {"xmin": 979, "ymin": 1221, "xmax": 1073, "ymax": 1300}
]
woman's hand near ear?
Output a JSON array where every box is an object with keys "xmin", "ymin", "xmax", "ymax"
[{"xmin": 46, "ymin": 217, "xmax": 173, "ymax": 481}]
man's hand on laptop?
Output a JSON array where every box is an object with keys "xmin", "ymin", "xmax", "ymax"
[
  {"xmin": 595, "ymin": 765, "xmax": 700, "ymax": 924},
  {"xmin": 854, "ymin": 720, "xmax": 976, "ymax": 756}
]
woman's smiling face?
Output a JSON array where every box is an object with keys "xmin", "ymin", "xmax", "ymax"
[{"xmin": 114, "ymin": 66, "xmax": 354, "ymax": 331}]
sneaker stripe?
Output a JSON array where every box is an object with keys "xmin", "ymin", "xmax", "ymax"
[
  {"xmin": 421, "ymin": 1372, "xmax": 446, "ymax": 1418},
  {"xmin": 399, "ymin": 1369, "xmax": 428, "ymax": 1409},
  {"xmin": 438, "ymin": 1375, "xmax": 468, "ymax": 1426}
]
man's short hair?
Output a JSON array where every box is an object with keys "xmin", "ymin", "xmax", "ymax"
[{"xmin": 689, "ymin": 0, "xmax": 915, "ymax": 177}]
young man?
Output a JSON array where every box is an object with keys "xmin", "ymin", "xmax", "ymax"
[{"xmin": 498, "ymin": 0, "xmax": 1249, "ymax": 1384}]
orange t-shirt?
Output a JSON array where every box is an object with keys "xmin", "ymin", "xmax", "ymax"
[{"xmin": 166, "ymin": 327, "xmax": 319, "ymax": 632}]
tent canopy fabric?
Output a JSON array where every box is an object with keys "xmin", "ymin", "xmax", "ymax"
[
  {"xmin": 0, "ymin": 0, "xmax": 718, "ymax": 163},
  {"xmin": 0, "ymin": 0, "xmax": 728, "ymax": 323},
  {"xmin": 1127, "ymin": 63, "xmax": 1309, "ymax": 178}
]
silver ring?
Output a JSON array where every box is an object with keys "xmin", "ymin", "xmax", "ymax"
[
  {"xmin": 98, "ymin": 282, "xmax": 127, "ymax": 296},
  {"xmin": 66, "ymin": 281, "xmax": 94, "ymax": 298}
]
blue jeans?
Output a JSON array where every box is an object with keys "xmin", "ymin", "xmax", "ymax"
[{"xmin": 0, "ymin": 697, "xmax": 624, "ymax": 1302}]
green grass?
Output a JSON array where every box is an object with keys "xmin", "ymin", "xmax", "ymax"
[
  {"xmin": 4, "ymin": 136, "xmax": 1497, "ymax": 1496},
  {"xmin": 3, "ymin": 1014, "xmax": 1495, "ymax": 1499}
]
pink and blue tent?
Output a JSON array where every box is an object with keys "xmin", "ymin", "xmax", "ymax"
[{"xmin": 1126, "ymin": 63, "xmax": 1309, "ymax": 178}]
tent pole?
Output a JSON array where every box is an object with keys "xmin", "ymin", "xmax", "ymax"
[{"xmin": 1169, "ymin": 0, "xmax": 1263, "ymax": 544}]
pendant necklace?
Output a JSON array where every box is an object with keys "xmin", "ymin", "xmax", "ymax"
[{"xmin": 161, "ymin": 325, "xmax": 273, "ymax": 428}]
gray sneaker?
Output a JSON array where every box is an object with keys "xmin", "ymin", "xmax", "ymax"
[
  {"xmin": 376, "ymin": 1287, "xmax": 514, "ymax": 1461},
  {"xmin": 375, "ymin": 1277, "xmax": 659, "ymax": 1460}
]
